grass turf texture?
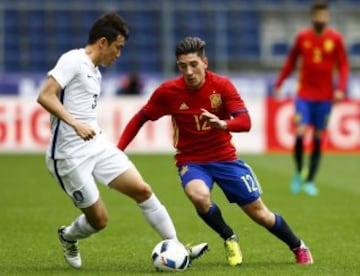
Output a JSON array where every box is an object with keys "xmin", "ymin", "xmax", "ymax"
[{"xmin": 1, "ymin": 153, "xmax": 359, "ymax": 275}]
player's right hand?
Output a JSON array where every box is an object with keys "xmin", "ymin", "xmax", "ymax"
[
  {"xmin": 200, "ymin": 108, "xmax": 227, "ymax": 130},
  {"xmin": 73, "ymin": 122, "xmax": 96, "ymax": 141}
]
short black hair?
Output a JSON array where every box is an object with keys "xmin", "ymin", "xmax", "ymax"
[
  {"xmin": 175, "ymin": 37, "xmax": 206, "ymax": 58},
  {"xmin": 311, "ymin": 1, "xmax": 328, "ymax": 14},
  {"xmin": 88, "ymin": 12, "xmax": 129, "ymax": 45}
]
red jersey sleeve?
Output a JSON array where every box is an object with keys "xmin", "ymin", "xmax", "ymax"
[
  {"xmin": 117, "ymin": 85, "xmax": 171, "ymax": 150},
  {"xmin": 221, "ymin": 79, "xmax": 251, "ymax": 132},
  {"xmin": 225, "ymin": 112, "xmax": 251, "ymax": 132},
  {"xmin": 274, "ymin": 34, "xmax": 301, "ymax": 89},
  {"xmin": 142, "ymin": 85, "xmax": 171, "ymax": 120},
  {"xmin": 335, "ymin": 34, "xmax": 349, "ymax": 93},
  {"xmin": 117, "ymin": 110, "xmax": 148, "ymax": 150}
]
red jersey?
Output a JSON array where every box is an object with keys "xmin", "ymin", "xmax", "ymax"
[
  {"xmin": 275, "ymin": 27, "xmax": 349, "ymax": 101},
  {"xmin": 118, "ymin": 71, "xmax": 250, "ymax": 166}
]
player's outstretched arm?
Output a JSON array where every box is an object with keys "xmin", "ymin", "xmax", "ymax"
[{"xmin": 117, "ymin": 110, "xmax": 149, "ymax": 150}]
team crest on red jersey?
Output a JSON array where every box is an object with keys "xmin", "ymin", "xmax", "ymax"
[
  {"xmin": 324, "ymin": 39, "xmax": 334, "ymax": 52},
  {"xmin": 209, "ymin": 92, "xmax": 222, "ymax": 110}
]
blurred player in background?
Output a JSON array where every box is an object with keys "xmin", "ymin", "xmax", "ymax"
[
  {"xmin": 37, "ymin": 12, "xmax": 207, "ymax": 269},
  {"xmin": 273, "ymin": 1, "xmax": 349, "ymax": 196},
  {"xmin": 118, "ymin": 36, "xmax": 313, "ymax": 266}
]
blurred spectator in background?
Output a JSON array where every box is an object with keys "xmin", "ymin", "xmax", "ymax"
[
  {"xmin": 273, "ymin": 1, "xmax": 349, "ymax": 196},
  {"xmin": 116, "ymin": 72, "xmax": 143, "ymax": 95}
]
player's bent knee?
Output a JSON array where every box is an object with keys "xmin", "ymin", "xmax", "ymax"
[
  {"xmin": 187, "ymin": 193, "xmax": 211, "ymax": 213},
  {"xmin": 137, "ymin": 181, "xmax": 152, "ymax": 195},
  {"xmin": 253, "ymin": 210, "xmax": 274, "ymax": 227},
  {"xmin": 89, "ymin": 215, "xmax": 108, "ymax": 230},
  {"xmin": 129, "ymin": 182, "xmax": 153, "ymax": 202},
  {"xmin": 188, "ymin": 192, "xmax": 209, "ymax": 204}
]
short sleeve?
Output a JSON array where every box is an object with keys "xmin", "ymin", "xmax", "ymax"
[{"xmin": 48, "ymin": 52, "xmax": 80, "ymax": 89}]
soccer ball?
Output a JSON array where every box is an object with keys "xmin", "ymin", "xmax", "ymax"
[{"xmin": 151, "ymin": 239, "xmax": 190, "ymax": 272}]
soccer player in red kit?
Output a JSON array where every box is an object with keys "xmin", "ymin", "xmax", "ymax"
[
  {"xmin": 274, "ymin": 2, "xmax": 349, "ymax": 196},
  {"xmin": 118, "ymin": 36, "xmax": 313, "ymax": 266}
]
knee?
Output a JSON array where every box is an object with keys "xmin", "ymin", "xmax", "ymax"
[
  {"xmin": 135, "ymin": 182, "xmax": 152, "ymax": 202},
  {"xmin": 89, "ymin": 214, "xmax": 108, "ymax": 230},
  {"xmin": 252, "ymin": 209, "xmax": 274, "ymax": 227},
  {"xmin": 186, "ymin": 190, "xmax": 211, "ymax": 213}
]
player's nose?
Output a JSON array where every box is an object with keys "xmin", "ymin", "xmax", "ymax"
[{"xmin": 185, "ymin": 66, "xmax": 193, "ymax": 75}]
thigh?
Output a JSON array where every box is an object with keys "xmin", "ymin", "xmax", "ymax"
[
  {"xmin": 313, "ymin": 101, "xmax": 332, "ymax": 130},
  {"xmin": 178, "ymin": 164, "xmax": 213, "ymax": 212},
  {"xmin": 213, "ymin": 160, "xmax": 262, "ymax": 206},
  {"xmin": 178, "ymin": 164, "xmax": 214, "ymax": 190},
  {"xmin": 109, "ymin": 166, "xmax": 151, "ymax": 203},
  {"xmin": 295, "ymin": 98, "xmax": 311, "ymax": 127},
  {"xmin": 46, "ymin": 155, "xmax": 100, "ymax": 208},
  {"xmin": 93, "ymin": 142, "xmax": 134, "ymax": 185},
  {"xmin": 93, "ymin": 143, "xmax": 151, "ymax": 202}
]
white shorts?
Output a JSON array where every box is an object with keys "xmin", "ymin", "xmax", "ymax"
[{"xmin": 46, "ymin": 142, "xmax": 133, "ymax": 208}]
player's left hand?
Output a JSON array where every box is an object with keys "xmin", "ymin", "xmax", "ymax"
[
  {"xmin": 333, "ymin": 90, "xmax": 344, "ymax": 104},
  {"xmin": 200, "ymin": 108, "xmax": 227, "ymax": 130}
]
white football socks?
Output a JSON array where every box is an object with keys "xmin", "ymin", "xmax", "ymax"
[
  {"xmin": 63, "ymin": 214, "xmax": 97, "ymax": 241},
  {"xmin": 138, "ymin": 193, "xmax": 177, "ymax": 240},
  {"xmin": 62, "ymin": 194, "xmax": 177, "ymax": 242}
]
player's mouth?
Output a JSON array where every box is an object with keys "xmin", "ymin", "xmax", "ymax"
[{"xmin": 186, "ymin": 77, "xmax": 197, "ymax": 83}]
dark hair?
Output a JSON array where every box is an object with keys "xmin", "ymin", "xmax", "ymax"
[
  {"xmin": 87, "ymin": 12, "xmax": 129, "ymax": 45},
  {"xmin": 175, "ymin": 37, "xmax": 206, "ymax": 58},
  {"xmin": 311, "ymin": 1, "xmax": 328, "ymax": 14}
]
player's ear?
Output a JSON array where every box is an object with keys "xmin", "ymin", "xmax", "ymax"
[
  {"xmin": 203, "ymin": 57, "xmax": 208, "ymax": 69},
  {"xmin": 98, "ymin": 37, "xmax": 108, "ymax": 49}
]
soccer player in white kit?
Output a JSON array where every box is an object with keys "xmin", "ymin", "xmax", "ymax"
[{"xmin": 37, "ymin": 12, "xmax": 207, "ymax": 269}]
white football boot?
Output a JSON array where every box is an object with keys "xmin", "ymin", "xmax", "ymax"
[
  {"xmin": 58, "ymin": 226, "xmax": 82, "ymax": 268},
  {"xmin": 187, "ymin": 242, "xmax": 209, "ymax": 261}
]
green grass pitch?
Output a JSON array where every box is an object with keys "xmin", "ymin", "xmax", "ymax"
[{"xmin": 1, "ymin": 153, "xmax": 359, "ymax": 275}]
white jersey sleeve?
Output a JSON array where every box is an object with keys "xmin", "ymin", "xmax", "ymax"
[{"xmin": 48, "ymin": 51, "xmax": 80, "ymax": 89}]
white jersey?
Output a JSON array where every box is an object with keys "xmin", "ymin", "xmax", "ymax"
[{"xmin": 47, "ymin": 48, "xmax": 105, "ymax": 159}]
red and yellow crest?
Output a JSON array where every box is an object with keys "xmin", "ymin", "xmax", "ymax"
[
  {"xmin": 324, "ymin": 39, "xmax": 334, "ymax": 52},
  {"xmin": 209, "ymin": 92, "xmax": 222, "ymax": 109}
]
